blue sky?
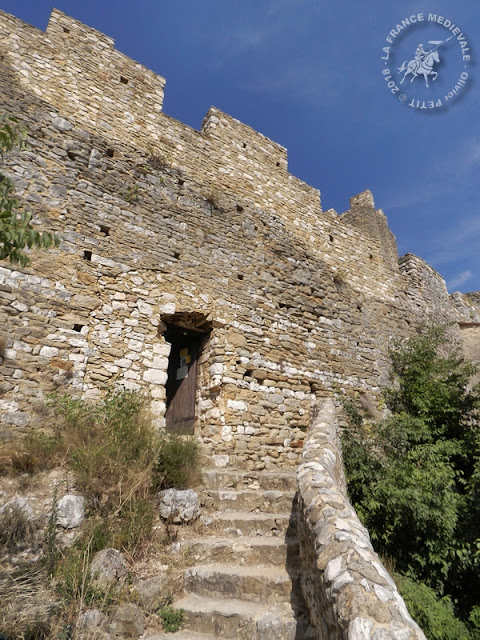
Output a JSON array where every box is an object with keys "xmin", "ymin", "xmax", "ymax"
[{"xmin": 2, "ymin": 1, "xmax": 479, "ymax": 293}]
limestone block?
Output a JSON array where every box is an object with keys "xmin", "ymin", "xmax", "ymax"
[
  {"xmin": 71, "ymin": 294, "xmax": 100, "ymax": 311},
  {"xmin": 209, "ymin": 363, "xmax": 224, "ymax": 376},
  {"xmin": 213, "ymin": 455, "xmax": 230, "ymax": 467},
  {"xmin": 0, "ymin": 495, "xmax": 34, "ymax": 520},
  {"xmin": 153, "ymin": 342, "xmax": 171, "ymax": 356},
  {"xmin": 227, "ymin": 399, "xmax": 247, "ymax": 412},
  {"xmin": 89, "ymin": 548, "xmax": 128, "ymax": 589},
  {"xmin": 11, "ymin": 301, "xmax": 29, "ymax": 312},
  {"xmin": 108, "ymin": 603, "xmax": 144, "ymax": 638},
  {"xmin": 137, "ymin": 300, "xmax": 153, "ymax": 315},
  {"xmin": 40, "ymin": 346, "xmax": 59, "ymax": 358},
  {"xmin": 52, "ymin": 116, "xmax": 73, "ymax": 131},
  {"xmin": 158, "ymin": 488, "xmax": 200, "ymax": 523},
  {"xmin": 2, "ymin": 407, "xmax": 29, "ymax": 426},
  {"xmin": 143, "ymin": 369, "xmax": 167, "ymax": 385},
  {"xmin": 75, "ymin": 608, "xmax": 107, "ymax": 640},
  {"xmin": 150, "ymin": 355, "xmax": 168, "ymax": 369},
  {"xmin": 56, "ymin": 494, "xmax": 85, "ymax": 529},
  {"xmin": 132, "ymin": 570, "xmax": 169, "ymax": 610}
]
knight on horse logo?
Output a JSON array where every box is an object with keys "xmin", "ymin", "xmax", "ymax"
[
  {"xmin": 381, "ymin": 13, "xmax": 472, "ymax": 111},
  {"xmin": 398, "ymin": 38, "xmax": 452, "ymax": 87}
]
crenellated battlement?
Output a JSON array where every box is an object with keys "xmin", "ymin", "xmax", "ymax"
[
  {"xmin": 0, "ymin": 7, "xmax": 471, "ymax": 449},
  {"xmin": 0, "ymin": 9, "xmax": 319, "ymax": 218}
]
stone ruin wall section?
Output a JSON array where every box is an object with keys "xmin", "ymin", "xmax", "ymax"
[
  {"xmin": 0, "ymin": 9, "xmax": 467, "ymax": 470},
  {"xmin": 296, "ymin": 398, "xmax": 426, "ymax": 640}
]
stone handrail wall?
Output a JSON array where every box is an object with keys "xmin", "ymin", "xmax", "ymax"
[{"xmin": 296, "ymin": 398, "xmax": 426, "ymax": 639}]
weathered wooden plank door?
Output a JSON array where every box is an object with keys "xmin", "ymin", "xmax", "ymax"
[{"xmin": 165, "ymin": 330, "xmax": 201, "ymax": 435}]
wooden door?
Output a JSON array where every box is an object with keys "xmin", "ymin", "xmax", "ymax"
[{"xmin": 165, "ymin": 328, "xmax": 201, "ymax": 434}]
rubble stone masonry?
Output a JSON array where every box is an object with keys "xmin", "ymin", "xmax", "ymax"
[{"xmin": 0, "ymin": 8, "xmax": 479, "ymax": 475}]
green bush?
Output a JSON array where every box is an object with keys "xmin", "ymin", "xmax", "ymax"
[
  {"xmin": 37, "ymin": 389, "xmax": 201, "ymax": 557},
  {"xmin": 395, "ymin": 574, "xmax": 471, "ymax": 640},
  {"xmin": 341, "ymin": 324, "xmax": 480, "ymax": 626},
  {"xmin": 158, "ymin": 602, "xmax": 184, "ymax": 633},
  {"xmin": 51, "ymin": 390, "xmax": 159, "ymax": 520},
  {"xmin": 156, "ymin": 432, "xmax": 200, "ymax": 489}
]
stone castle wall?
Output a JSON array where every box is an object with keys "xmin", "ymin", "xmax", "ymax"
[{"xmin": 0, "ymin": 9, "xmax": 478, "ymax": 471}]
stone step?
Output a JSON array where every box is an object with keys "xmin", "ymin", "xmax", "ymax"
[
  {"xmin": 183, "ymin": 563, "xmax": 298, "ymax": 604},
  {"xmin": 202, "ymin": 469, "xmax": 297, "ymax": 492},
  {"xmin": 179, "ymin": 535, "xmax": 298, "ymax": 567},
  {"xmin": 174, "ymin": 594, "xmax": 311, "ymax": 640},
  {"xmin": 212, "ymin": 511, "xmax": 295, "ymax": 537},
  {"xmin": 204, "ymin": 488, "xmax": 296, "ymax": 513}
]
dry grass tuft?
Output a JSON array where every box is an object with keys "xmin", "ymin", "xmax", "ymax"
[
  {"xmin": 0, "ymin": 568, "xmax": 59, "ymax": 640},
  {"xmin": 0, "ymin": 504, "xmax": 37, "ymax": 552}
]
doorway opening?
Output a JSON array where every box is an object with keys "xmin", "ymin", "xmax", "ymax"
[{"xmin": 162, "ymin": 312, "xmax": 212, "ymax": 435}]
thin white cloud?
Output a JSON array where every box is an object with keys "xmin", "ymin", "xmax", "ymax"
[
  {"xmin": 447, "ymin": 270, "xmax": 472, "ymax": 292},
  {"xmin": 420, "ymin": 213, "xmax": 480, "ymax": 276}
]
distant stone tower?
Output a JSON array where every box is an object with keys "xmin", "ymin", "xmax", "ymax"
[{"xmin": 341, "ymin": 190, "xmax": 399, "ymax": 271}]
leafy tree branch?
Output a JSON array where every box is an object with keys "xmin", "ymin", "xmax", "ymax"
[{"xmin": 0, "ymin": 114, "xmax": 60, "ymax": 266}]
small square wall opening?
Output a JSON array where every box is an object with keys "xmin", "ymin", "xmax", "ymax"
[
  {"xmin": 99, "ymin": 225, "xmax": 110, "ymax": 236},
  {"xmin": 120, "ymin": 76, "xmax": 129, "ymax": 85},
  {"xmin": 83, "ymin": 250, "xmax": 92, "ymax": 261},
  {"xmin": 73, "ymin": 324, "xmax": 84, "ymax": 332}
]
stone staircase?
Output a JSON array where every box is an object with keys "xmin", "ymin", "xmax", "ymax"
[{"xmin": 152, "ymin": 468, "xmax": 313, "ymax": 639}]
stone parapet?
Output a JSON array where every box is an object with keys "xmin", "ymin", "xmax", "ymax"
[{"xmin": 296, "ymin": 398, "xmax": 426, "ymax": 640}]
